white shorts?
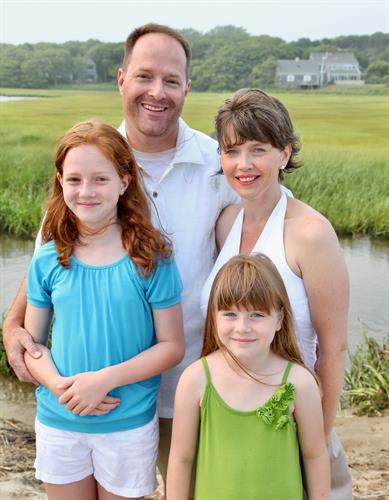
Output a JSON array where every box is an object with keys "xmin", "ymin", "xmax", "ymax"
[{"xmin": 34, "ymin": 414, "xmax": 158, "ymax": 497}]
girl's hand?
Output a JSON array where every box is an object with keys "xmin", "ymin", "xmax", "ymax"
[
  {"xmin": 57, "ymin": 371, "xmax": 114, "ymax": 416},
  {"xmin": 89, "ymin": 396, "xmax": 121, "ymax": 416}
]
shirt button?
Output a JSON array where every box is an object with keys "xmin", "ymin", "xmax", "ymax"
[{"xmin": 152, "ymin": 191, "xmax": 158, "ymax": 198}]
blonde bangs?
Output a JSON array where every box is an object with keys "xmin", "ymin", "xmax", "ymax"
[{"xmin": 210, "ymin": 254, "xmax": 281, "ymax": 315}]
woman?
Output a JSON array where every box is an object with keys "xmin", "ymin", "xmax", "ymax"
[{"xmin": 201, "ymin": 89, "xmax": 352, "ymax": 499}]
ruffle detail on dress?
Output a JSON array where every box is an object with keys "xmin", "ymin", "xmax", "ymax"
[{"xmin": 256, "ymin": 383, "xmax": 295, "ymax": 430}]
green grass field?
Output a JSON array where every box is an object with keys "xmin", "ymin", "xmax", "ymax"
[{"xmin": 1, "ymin": 88, "xmax": 389, "ymax": 237}]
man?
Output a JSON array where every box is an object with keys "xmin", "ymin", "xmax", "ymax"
[{"xmin": 3, "ymin": 23, "xmax": 237, "ymax": 482}]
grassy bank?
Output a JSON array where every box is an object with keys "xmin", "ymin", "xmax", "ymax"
[{"xmin": 1, "ymin": 89, "xmax": 389, "ymax": 238}]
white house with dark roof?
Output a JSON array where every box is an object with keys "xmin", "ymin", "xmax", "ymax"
[
  {"xmin": 310, "ymin": 52, "xmax": 362, "ymax": 84},
  {"xmin": 276, "ymin": 52, "xmax": 363, "ymax": 88}
]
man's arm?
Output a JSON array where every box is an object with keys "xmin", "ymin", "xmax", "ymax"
[{"xmin": 3, "ymin": 276, "xmax": 42, "ymax": 383}]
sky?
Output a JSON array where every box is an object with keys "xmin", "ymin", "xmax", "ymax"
[{"xmin": 1, "ymin": 0, "xmax": 388, "ymax": 45}]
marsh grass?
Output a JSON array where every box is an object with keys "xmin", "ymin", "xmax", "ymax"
[
  {"xmin": 342, "ymin": 327, "xmax": 389, "ymax": 416},
  {"xmin": 1, "ymin": 89, "xmax": 389, "ymax": 237}
]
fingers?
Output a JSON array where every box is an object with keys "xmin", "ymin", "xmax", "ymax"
[
  {"xmin": 20, "ymin": 334, "xmax": 42, "ymax": 359},
  {"xmin": 102, "ymin": 395, "xmax": 121, "ymax": 404},
  {"xmin": 10, "ymin": 356, "xmax": 39, "ymax": 384},
  {"xmin": 56, "ymin": 377, "xmax": 75, "ymax": 393},
  {"xmin": 6, "ymin": 329, "xmax": 40, "ymax": 384},
  {"xmin": 86, "ymin": 401, "xmax": 120, "ymax": 416}
]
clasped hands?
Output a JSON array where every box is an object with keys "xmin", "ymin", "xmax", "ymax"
[{"xmin": 53, "ymin": 371, "xmax": 120, "ymax": 417}]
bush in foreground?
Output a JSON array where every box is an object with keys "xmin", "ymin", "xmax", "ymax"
[{"xmin": 342, "ymin": 327, "xmax": 388, "ymax": 416}]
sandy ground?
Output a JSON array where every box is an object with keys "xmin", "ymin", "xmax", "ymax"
[{"xmin": 0, "ymin": 400, "xmax": 388, "ymax": 499}]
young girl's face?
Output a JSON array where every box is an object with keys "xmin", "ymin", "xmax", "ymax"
[
  {"xmin": 58, "ymin": 144, "xmax": 129, "ymax": 230},
  {"xmin": 215, "ymin": 306, "xmax": 283, "ymax": 355}
]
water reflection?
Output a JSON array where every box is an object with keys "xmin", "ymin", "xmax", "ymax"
[
  {"xmin": 0, "ymin": 95, "xmax": 41, "ymax": 102},
  {"xmin": 342, "ymin": 237, "xmax": 389, "ymax": 352},
  {"xmin": 0, "ymin": 236, "xmax": 34, "ymax": 318},
  {"xmin": 0, "ymin": 234, "xmax": 387, "ymax": 352}
]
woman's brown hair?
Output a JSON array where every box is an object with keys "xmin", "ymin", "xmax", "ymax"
[
  {"xmin": 42, "ymin": 120, "xmax": 171, "ymax": 274},
  {"xmin": 215, "ymin": 88, "xmax": 302, "ymax": 181},
  {"xmin": 202, "ymin": 254, "xmax": 305, "ymax": 377}
]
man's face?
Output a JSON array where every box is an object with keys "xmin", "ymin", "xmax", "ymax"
[{"xmin": 118, "ymin": 33, "xmax": 191, "ymax": 150}]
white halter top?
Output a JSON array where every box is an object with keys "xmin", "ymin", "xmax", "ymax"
[{"xmin": 201, "ymin": 191, "xmax": 317, "ymax": 369}]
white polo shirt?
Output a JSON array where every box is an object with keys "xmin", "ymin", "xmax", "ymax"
[{"xmin": 118, "ymin": 118, "xmax": 238, "ymax": 417}]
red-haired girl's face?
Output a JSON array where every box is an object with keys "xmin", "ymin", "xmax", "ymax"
[{"xmin": 57, "ymin": 145, "xmax": 129, "ymax": 230}]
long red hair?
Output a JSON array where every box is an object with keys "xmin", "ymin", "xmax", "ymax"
[{"xmin": 42, "ymin": 120, "xmax": 171, "ymax": 274}]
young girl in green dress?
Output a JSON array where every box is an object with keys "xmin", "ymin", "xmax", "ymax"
[{"xmin": 167, "ymin": 253, "xmax": 330, "ymax": 500}]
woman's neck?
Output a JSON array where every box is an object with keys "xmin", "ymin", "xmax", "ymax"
[
  {"xmin": 239, "ymin": 185, "xmax": 282, "ymax": 253},
  {"xmin": 242, "ymin": 183, "xmax": 282, "ymax": 223}
]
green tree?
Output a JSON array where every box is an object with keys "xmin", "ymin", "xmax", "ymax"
[
  {"xmin": 250, "ymin": 57, "xmax": 277, "ymax": 87},
  {"xmin": 87, "ymin": 43, "xmax": 123, "ymax": 82},
  {"xmin": 365, "ymin": 60, "xmax": 389, "ymax": 83}
]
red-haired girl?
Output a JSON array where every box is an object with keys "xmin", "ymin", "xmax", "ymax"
[{"xmin": 24, "ymin": 121, "xmax": 184, "ymax": 500}]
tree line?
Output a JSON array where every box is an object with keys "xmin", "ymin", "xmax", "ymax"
[{"xmin": 1, "ymin": 26, "xmax": 389, "ymax": 89}]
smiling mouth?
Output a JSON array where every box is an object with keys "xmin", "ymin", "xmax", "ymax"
[
  {"xmin": 235, "ymin": 176, "xmax": 259, "ymax": 185},
  {"xmin": 231, "ymin": 338, "xmax": 257, "ymax": 343},
  {"xmin": 141, "ymin": 103, "xmax": 168, "ymax": 112}
]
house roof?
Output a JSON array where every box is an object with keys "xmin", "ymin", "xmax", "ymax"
[
  {"xmin": 277, "ymin": 59, "xmax": 319, "ymax": 74},
  {"xmin": 309, "ymin": 52, "xmax": 359, "ymax": 64}
]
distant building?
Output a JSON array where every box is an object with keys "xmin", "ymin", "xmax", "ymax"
[
  {"xmin": 77, "ymin": 58, "xmax": 98, "ymax": 84},
  {"xmin": 276, "ymin": 52, "xmax": 363, "ymax": 89}
]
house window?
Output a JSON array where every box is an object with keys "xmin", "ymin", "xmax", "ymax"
[
  {"xmin": 287, "ymin": 74, "xmax": 295, "ymax": 82},
  {"xmin": 303, "ymin": 75, "xmax": 312, "ymax": 82}
]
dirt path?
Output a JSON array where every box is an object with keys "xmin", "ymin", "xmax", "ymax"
[{"xmin": 0, "ymin": 400, "xmax": 388, "ymax": 499}]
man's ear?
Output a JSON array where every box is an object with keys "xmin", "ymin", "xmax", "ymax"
[
  {"xmin": 117, "ymin": 67, "xmax": 126, "ymax": 95},
  {"xmin": 184, "ymin": 79, "xmax": 191, "ymax": 97}
]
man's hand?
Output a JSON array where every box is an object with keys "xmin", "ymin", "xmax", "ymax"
[
  {"xmin": 57, "ymin": 371, "xmax": 115, "ymax": 416},
  {"xmin": 3, "ymin": 325, "xmax": 42, "ymax": 384}
]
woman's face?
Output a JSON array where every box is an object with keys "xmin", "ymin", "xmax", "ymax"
[{"xmin": 220, "ymin": 132, "xmax": 290, "ymax": 201}]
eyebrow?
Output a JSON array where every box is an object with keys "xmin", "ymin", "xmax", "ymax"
[{"xmin": 135, "ymin": 66, "xmax": 183, "ymax": 79}]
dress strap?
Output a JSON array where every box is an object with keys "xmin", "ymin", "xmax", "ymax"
[
  {"xmin": 281, "ymin": 361, "xmax": 293, "ymax": 384},
  {"xmin": 201, "ymin": 357, "xmax": 211, "ymax": 384}
]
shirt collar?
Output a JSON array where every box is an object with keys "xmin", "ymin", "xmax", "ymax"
[{"xmin": 118, "ymin": 118, "xmax": 206, "ymax": 168}]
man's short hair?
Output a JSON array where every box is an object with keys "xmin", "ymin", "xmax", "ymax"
[{"xmin": 123, "ymin": 23, "xmax": 192, "ymax": 79}]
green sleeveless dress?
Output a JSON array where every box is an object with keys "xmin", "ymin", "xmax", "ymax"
[{"xmin": 194, "ymin": 358, "xmax": 303, "ymax": 500}]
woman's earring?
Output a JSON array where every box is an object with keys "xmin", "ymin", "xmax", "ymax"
[{"xmin": 280, "ymin": 165, "xmax": 286, "ymax": 170}]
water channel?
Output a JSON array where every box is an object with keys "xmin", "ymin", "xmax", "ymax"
[
  {"xmin": 1, "ymin": 235, "xmax": 388, "ymax": 350},
  {"xmin": 1, "ymin": 234, "xmax": 388, "ymax": 405}
]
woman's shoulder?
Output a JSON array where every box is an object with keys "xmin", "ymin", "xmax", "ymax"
[
  {"xmin": 285, "ymin": 197, "xmax": 338, "ymax": 249},
  {"xmin": 216, "ymin": 203, "xmax": 242, "ymax": 250}
]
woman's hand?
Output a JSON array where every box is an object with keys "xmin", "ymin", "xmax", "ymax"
[{"xmin": 57, "ymin": 371, "xmax": 118, "ymax": 416}]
